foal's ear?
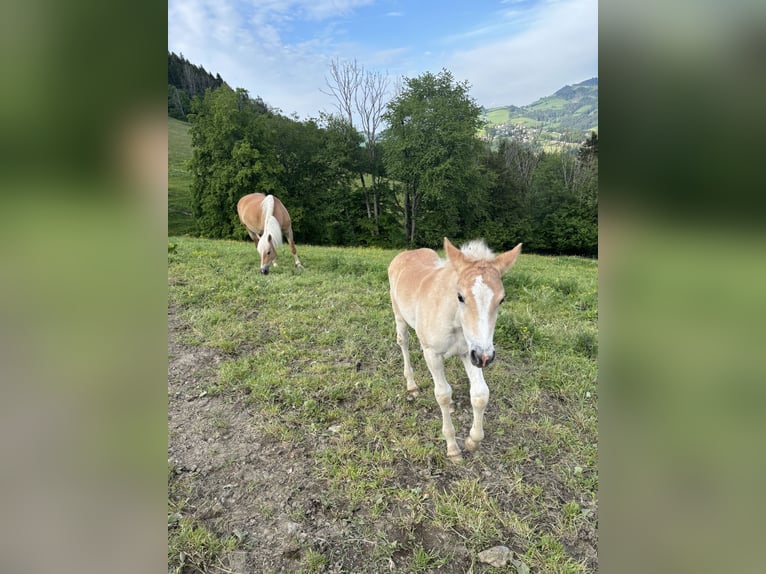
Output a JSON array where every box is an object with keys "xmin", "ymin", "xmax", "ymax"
[
  {"xmin": 267, "ymin": 234, "xmax": 273, "ymax": 244},
  {"xmin": 494, "ymin": 243, "xmax": 522, "ymax": 274},
  {"xmin": 444, "ymin": 237, "xmax": 466, "ymax": 268}
]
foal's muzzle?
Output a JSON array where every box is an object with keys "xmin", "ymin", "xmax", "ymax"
[
  {"xmin": 260, "ymin": 266, "xmax": 269, "ymax": 275},
  {"xmin": 470, "ymin": 348, "xmax": 496, "ymax": 368}
]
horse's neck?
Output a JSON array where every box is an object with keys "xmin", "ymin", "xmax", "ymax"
[{"xmin": 427, "ymin": 265, "xmax": 460, "ymax": 321}]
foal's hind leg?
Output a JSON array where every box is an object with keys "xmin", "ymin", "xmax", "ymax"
[
  {"xmin": 460, "ymin": 354, "xmax": 490, "ymax": 453},
  {"xmin": 392, "ymin": 308, "xmax": 418, "ymax": 397},
  {"xmin": 286, "ymin": 227, "xmax": 303, "ymax": 269}
]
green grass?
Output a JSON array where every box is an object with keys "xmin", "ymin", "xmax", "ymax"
[
  {"xmin": 168, "ymin": 117, "xmax": 195, "ymax": 236},
  {"xmin": 484, "ymin": 107, "xmax": 511, "ymax": 126},
  {"xmin": 528, "ymin": 97, "xmax": 568, "ymax": 111},
  {"xmin": 168, "ymin": 238, "xmax": 598, "ymax": 572},
  {"xmin": 168, "ymin": 461, "xmax": 240, "ymax": 574},
  {"xmin": 509, "ymin": 117, "xmax": 543, "ymax": 128}
]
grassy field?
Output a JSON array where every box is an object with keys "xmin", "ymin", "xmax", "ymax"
[
  {"xmin": 484, "ymin": 107, "xmax": 511, "ymax": 126},
  {"xmin": 168, "ymin": 237, "xmax": 598, "ymax": 573},
  {"xmin": 168, "ymin": 117, "xmax": 195, "ymax": 236}
]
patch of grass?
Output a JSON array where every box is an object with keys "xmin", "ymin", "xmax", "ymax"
[
  {"xmin": 168, "ymin": 516, "xmax": 238, "ymax": 574},
  {"xmin": 574, "ymin": 329, "xmax": 598, "ymax": 359},
  {"xmin": 303, "ymin": 548, "xmax": 329, "ymax": 573},
  {"xmin": 409, "ymin": 544, "xmax": 449, "ymax": 572},
  {"xmin": 431, "ymin": 478, "xmax": 506, "ymax": 549},
  {"xmin": 168, "ymin": 117, "xmax": 196, "ymax": 236}
]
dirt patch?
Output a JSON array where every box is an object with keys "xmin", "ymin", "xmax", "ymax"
[{"xmin": 170, "ymin": 304, "xmax": 328, "ymax": 572}]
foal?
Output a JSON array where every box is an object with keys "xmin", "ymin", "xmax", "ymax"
[{"xmin": 388, "ymin": 238, "xmax": 522, "ymax": 461}]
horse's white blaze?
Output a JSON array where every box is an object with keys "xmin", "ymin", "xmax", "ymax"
[{"xmin": 469, "ymin": 274, "xmax": 495, "ymax": 348}]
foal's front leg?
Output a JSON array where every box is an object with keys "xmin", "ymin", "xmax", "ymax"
[
  {"xmin": 460, "ymin": 354, "xmax": 490, "ymax": 453},
  {"xmin": 423, "ymin": 348, "xmax": 461, "ymax": 461}
]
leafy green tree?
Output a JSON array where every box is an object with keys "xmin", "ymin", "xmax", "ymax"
[
  {"xmin": 382, "ymin": 69, "xmax": 485, "ymax": 246},
  {"xmin": 526, "ymin": 149, "xmax": 597, "ymax": 255},
  {"xmin": 476, "ymin": 140, "xmax": 530, "ymax": 250},
  {"xmin": 188, "ymin": 87, "xmax": 282, "ymax": 238},
  {"xmin": 314, "ymin": 114, "xmax": 366, "ymax": 244}
]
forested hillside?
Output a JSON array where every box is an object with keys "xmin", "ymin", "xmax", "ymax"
[{"xmin": 168, "ymin": 52, "xmax": 229, "ymax": 120}]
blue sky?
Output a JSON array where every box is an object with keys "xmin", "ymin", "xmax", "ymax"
[{"xmin": 168, "ymin": 0, "xmax": 597, "ymax": 119}]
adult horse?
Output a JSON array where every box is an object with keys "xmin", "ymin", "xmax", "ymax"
[
  {"xmin": 237, "ymin": 193, "xmax": 303, "ymax": 274},
  {"xmin": 388, "ymin": 237, "xmax": 522, "ymax": 461}
]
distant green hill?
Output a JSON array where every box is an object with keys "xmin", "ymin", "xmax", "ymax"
[
  {"xmin": 168, "ymin": 117, "xmax": 195, "ymax": 236},
  {"xmin": 481, "ymin": 77, "xmax": 598, "ymax": 149}
]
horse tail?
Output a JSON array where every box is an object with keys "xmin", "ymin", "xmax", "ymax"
[{"xmin": 258, "ymin": 195, "xmax": 284, "ymax": 250}]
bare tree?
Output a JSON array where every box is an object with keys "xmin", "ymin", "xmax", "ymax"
[
  {"xmin": 503, "ymin": 137, "xmax": 541, "ymax": 198},
  {"xmin": 355, "ymin": 69, "xmax": 390, "ymax": 235},
  {"xmin": 321, "ymin": 58, "xmax": 372, "ymax": 218},
  {"xmin": 321, "ymin": 58, "xmax": 362, "ymax": 127}
]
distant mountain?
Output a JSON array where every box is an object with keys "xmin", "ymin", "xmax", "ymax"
[{"xmin": 480, "ymin": 78, "xmax": 598, "ymax": 148}]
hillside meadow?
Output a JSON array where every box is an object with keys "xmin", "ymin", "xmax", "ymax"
[
  {"xmin": 168, "ymin": 117, "xmax": 194, "ymax": 236},
  {"xmin": 168, "ymin": 237, "xmax": 598, "ymax": 573}
]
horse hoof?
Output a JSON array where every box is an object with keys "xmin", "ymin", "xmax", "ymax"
[
  {"xmin": 464, "ymin": 437, "xmax": 480, "ymax": 452},
  {"xmin": 407, "ymin": 389, "xmax": 419, "ymax": 400},
  {"xmin": 448, "ymin": 451, "xmax": 464, "ymax": 463}
]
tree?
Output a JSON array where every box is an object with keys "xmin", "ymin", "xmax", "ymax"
[
  {"xmin": 323, "ymin": 58, "xmax": 393, "ymax": 237},
  {"xmin": 188, "ymin": 87, "xmax": 283, "ymax": 238},
  {"xmin": 322, "ymin": 58, "xmax": 362, "ymax": 126},
  {"xmin": 355, "ymin": 68, "xmax": 390, "ymax": 235},
  {"xmin": 382, "ymin": 69, "xmax": 485, "ymax": 245},
  {"xmin": 315, "ymin": 113, "xmax": 366, "ymax": 244},
  {"xmin": 525, "ymin": 149, "xmax": 597, "ymax": 255}
]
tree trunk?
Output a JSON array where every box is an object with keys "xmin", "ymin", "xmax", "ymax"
[
  {"xmin": 403, "ymin": 188, "xmax": 410, "ymax": 243},
  {"xmin": 359, "ymin": 172, "xmax": 371, "ymax": 219},
  {"xmin": 372, "ymin": 178, "xmax": 380, "ymax": 236}
]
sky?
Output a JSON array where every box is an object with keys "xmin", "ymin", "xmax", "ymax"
[{"xmin": 168, "ymin": 0, "xmax": 597, "ymax": 120}]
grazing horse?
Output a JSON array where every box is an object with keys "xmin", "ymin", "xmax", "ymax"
[
  {"xmin": 388, "ymin": 237, "xmax": 522, "ymax": 461},
  {"xmin": 237, "ymin": 193, "xmax": 303, "ymax": 274}
]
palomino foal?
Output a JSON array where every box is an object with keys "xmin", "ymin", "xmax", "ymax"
[
  {"xmin": 237, "ymin": 193, "xmax": 303, "ymax": 274},
  {"xmin": 388, "ymin": 238, "xmax": 522, "ymax": 461}
]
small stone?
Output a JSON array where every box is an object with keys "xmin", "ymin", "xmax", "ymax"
[{"xmin": 478, "ymin": 545, "xmax": 513, "ymax": 568}]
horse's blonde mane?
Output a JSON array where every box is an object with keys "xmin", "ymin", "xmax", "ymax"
[
  {"xmin": 460, "ymin": 239, "xmax": 494, "ymax": 261},
  {"xmin": 257, "ymin": 195, "xmax": 284, "ymax": 252}
]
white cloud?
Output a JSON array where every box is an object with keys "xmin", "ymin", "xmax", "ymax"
[
  {"xmin": 448, "ymin": 0, "xmax": 598, "ymax": 107},
  {"xmin": 168, "ymin": 0, "xmax": 597, "ymax": 119},
  {"xmin": 169, "ymin": 0, "xmax": 343, "ymax": 118}
]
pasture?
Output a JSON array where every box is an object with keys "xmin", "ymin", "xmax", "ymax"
[
  {"xmin": 168, "ymin": 118, "xmax": 195, "ymax": 236},
  {"xmin": 168, "ymin": 237, "xmax": 598, "ymax": 573}
]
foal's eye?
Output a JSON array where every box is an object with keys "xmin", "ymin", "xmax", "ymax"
[{"xmin": 457, "ymin": 293, "xmax": 465, "ymax": 303}]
